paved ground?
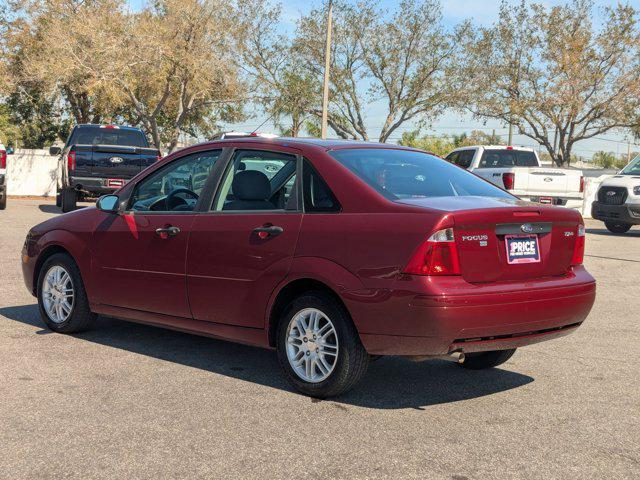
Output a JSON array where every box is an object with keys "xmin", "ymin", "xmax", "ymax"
[{"xmin": 1, "ymin": 198, "xmax": 638, "ymax": 480}]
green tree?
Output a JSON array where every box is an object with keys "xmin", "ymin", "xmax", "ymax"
[{"xmin": 462, "ymin": 0, "xmax": 640, "ymax": 166}]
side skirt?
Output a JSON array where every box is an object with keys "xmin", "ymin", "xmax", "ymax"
[{"xmin": 91, "ymin": 303, "xmax": 271, "ymax": 349}]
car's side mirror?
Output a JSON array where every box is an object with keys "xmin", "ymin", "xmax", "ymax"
[
  {"xmin": 96, "ymin": 195, "xmax": 120, "ymax": 214},
  {"xmin": 49, "ymin": 146, "xmax": 61, "ymax": 156},
  {"xmin": 6, "ymin": 147, "xmax": 14, "ymax": 155}
]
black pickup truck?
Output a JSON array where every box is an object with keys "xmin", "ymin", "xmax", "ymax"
[{"xmin": 50, "ymin": 124, "xmax": 160, "ymax": 212}]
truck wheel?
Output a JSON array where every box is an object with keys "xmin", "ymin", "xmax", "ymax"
[
  {"xmin": 61, "ymin": 188, "xmax": 77, "ymax": 213},
  {"xmin": 604, "ymin": 221, "xmax": 631, "ymax": 234},
  {"xmin": 56, "ymin": 187, "xmax": 62, "ymax": 207},
  {"xmin": 276, "ymin": 291, "xmax": 369, "ymax": 398},
  {"xmin": 459, "ymin": 349, "xmax": 516, "ymax": 370},
  {"xmin": 37, "ymin": 253, "xmax": 96, "ymax": 333}
]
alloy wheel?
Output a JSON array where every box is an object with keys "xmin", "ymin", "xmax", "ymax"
[
  {"xmin": 42, "ymin": 265, "xmax": 75, "ymax": 324},
  {"xmin": 285, "ymin": 308, "xmax": 339, "ymax": 383}
]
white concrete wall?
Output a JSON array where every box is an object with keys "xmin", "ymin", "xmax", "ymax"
[{"xmin": 6, "ymin": 149, "xmax": 58, "ymax": 197}]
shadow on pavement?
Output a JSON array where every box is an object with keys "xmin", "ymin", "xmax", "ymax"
[
  {"xmin": 38, "ymin": 204, "xmax": 61, "ymax": 214},
  {"xmin": 1, "ymin": 304, "xmax": 534, "ymax": 410},
  {"xmin": 586, "ymin": 227, "xmax": 640, "ymax": 237}
]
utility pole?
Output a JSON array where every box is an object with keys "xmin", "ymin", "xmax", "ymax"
[
  {"xmin": 321, "ymin": 0, "xmax": 333, "ymax": 140},
  {"xmin": 628, "ymin": 138, "xmax": 631, "ymax": 163},
  {"xmin": 507, "ymin": 123, "xmax": 513, "ymax": 146}
]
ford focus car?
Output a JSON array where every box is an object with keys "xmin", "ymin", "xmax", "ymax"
[{"xmin": 22, "ymin": 138, "xmax": 596, "ymax": 397}]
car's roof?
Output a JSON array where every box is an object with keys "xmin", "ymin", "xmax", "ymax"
[
  {"xmin": 192, "ymin": 137, "xmax": 415, "ymax": 151},
  {"xmin": 75, "ymin": 124, "xmax": 143, "ymax": 132},
  {"xmin": 455, "ymin": 145, "xmax": 535, "ymax": 152}
]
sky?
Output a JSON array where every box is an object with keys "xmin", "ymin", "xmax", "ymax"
[{"xmin": 126, "ymin": 0, "xmax": 640, "ymax": 158}]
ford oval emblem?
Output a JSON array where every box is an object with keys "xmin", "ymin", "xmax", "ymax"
[
  {"xmin": 521, "ymin": 223, "xmax": 534, "ymax": 233},
  {"xmin": 109, "ymin": 156, "xmax": 124, "ymax": 164}
]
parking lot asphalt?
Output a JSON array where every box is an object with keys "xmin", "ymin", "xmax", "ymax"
[{"xmin": 1, "ymin": 198, "xmax": 638, "ymax": 480}]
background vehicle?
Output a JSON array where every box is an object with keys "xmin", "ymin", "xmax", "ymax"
[
  {"xmin": 591, "ymin": 155, "xmax": 640, "ymax": 233},
  {"xmin": 22, "ymin": 139, "xmax": 595, "ymax": 398},
  {"xmin": 49, "ymin": 124, "xmax": 160, "ymax": 212},
  {"xmin": 0, "ymin": 143, "xmax": 7, "ymax": 210},
  {"xmin": 445, "ymin": 145, "xmax": 584, "ymax": 208}
]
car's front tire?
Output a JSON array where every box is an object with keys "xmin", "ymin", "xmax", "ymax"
[
  {"xmin": 60, "ymin": 188, "xmax": 77, "ymax": 213},
  {"xmin": 37, "ymin": 253, "xmax": 96, "ymax": 333},
  {"xmin": 276, "ymin": 291, "xmax": 369, "ymax": 398},
  {"xmin": 604, "ymin": 221, "xmax": 632, "ymax": 234},
  {"xmin": 459, "ymin": 348, "xmax": 516, "ymax": 370}
]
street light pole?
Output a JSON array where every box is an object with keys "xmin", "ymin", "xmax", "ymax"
[{"xmin": 321, "ymin": 0, "xmax": 333, "ymax": 140}]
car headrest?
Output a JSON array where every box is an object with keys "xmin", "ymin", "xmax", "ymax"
[{"xmin": 232, "ymin": 170, "xmax": 271, "ymax": 201}]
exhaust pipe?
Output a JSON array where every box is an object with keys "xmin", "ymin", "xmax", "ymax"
[{"xmin": 405, "ymin": 351, "xmax": 465, "ymax": 364}]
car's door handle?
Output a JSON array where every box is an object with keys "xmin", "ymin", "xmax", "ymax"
[
  {"xmin": 253, "ymin": 225, "xmax": 284, "ymax": 239},
  {"xmin": 155, "ymin": 226, "xmax": 181, "ymax": 238}
]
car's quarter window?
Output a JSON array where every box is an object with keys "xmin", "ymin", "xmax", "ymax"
[
  {"xmin": 444, "ymin": 152, "xmax": 459, "ymax": 164},
  {"xmin": 455, "ymin": 150, "xmax": 475, "ymax": 169},
  {"xmin": 303, "ymin": 160, "xmax": 340, "ymax": 213},
  {"xmin": 330, "ymin": 148, "xmax": 513, "ymax": 200},
  {"xmin": 129, "ymin": 149, "xmax": 221, "ymax": 212},
  {"xmin": 213, "ymin": 149, "xmax": 298, "ymax": 211},
  {"xmin": 478, "ymin": 149, "xmax": 538, "ymax": 168}
]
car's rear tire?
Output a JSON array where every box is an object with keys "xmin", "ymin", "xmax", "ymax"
[
  {"xmin": 56, "ymin": 186, "xmax": 62, "ymax": 207},
  {"xmin": 37, "ymin": 253, "xmax": 96, "ymax": 333},
  {"xmin": 276, "ymin": 291, "xmax": 369, "ymax": 398},
  {"xmin": 604, "ymin": 221, "xmax": 632, "ymax": 234},
  {"xmin": 60, "ymin": 187, "xmax": 77, "ymax": 213},
  {"xmin": 459, "ymin": 348, "xmax": 516, "ymax": 370}
]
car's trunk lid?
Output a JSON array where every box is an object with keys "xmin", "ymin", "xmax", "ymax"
[{"xmin": 399, "ymin": 196, "xmax": 582, "ymax": 283}]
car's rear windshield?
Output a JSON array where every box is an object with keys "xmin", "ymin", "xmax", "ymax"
[
  {"xmin": 70, "ymin": 127, "xmax": 148, "ymax": 148},
  {"xmin": 329, "ymin": 148, "xmax": 512, "ymax": 200},
  {"xmin": 620, "ymin": 156, "xmax": 640, "ymax": 175},
  {"xmin": 478, "ymin": 149, "xmax": 538, "ymax": 168}
]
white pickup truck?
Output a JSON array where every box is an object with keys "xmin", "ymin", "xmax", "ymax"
[{"xmin": 445, "ymin": 145, "xmax": 584, "ymax": 208}]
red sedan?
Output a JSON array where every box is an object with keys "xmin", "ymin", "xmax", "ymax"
[{"xmin": 22, "ymin": 138, "xmax": 596, "ymax": 397}]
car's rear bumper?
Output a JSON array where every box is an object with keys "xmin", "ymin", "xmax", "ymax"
[
  {"xmin": 69, "ymin": 176, "xmax": 130, "ymax": 197},
  {"xmin": 347, "ymin": 266, "xmax": 596, "ymax": 355},
  {"xmin": 591, "ymin": 201, "xmax": 640, "ymax": 225}
]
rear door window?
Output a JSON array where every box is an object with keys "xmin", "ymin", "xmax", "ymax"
[{"xmin": 478, "ymin": 149, "xmax": 538, "ymax": 168}]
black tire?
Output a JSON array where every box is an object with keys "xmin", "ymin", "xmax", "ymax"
[
  {"xmin": 60, "ymin": 187, "xmax": 77, "ymax": 213},
  {"xmin": 37, "ymin": 253, "xmax": 96, "ymax": 333},
  {"xmin": 276, "ymin": 291, "xmax": 369, "ymax": 398},
  {"xmin": 0, "ymin": 194, "xmax": 6, "ymax": 210},
  {"xmin": 459, "ymin": 348, "xmax": 516, "ymax": 370},
  {"xmin": 604, "ymin": 221, "xmax": 632, "ymax": 234},
  {"xmin": 56, "ymin": 186, "xmax": 62, "ymax": 207}
]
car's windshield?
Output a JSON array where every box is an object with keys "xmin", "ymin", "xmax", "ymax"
[
  {"xmin": 620, "ymin": 156, "xmax": 640, "ymax": 175},
  {"xmin": 330, "ymin": 148, "xmax": 513, "ymax": 200}
]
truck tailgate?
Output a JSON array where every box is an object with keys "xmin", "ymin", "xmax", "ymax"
[
  {"xmin": 89, "ymin": 145, "xmax": 154, "ymax": 179},
  {"xmin": 520, "ymin": 168, "xmax": 580, "ymax": 196}
]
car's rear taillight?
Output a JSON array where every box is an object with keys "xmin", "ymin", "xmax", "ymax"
[
  {"xmin": 571, "ymin": 224, "xmax": 585, "ymax": 266},
  {"xmin": 156, "ymin": 153, "xmax": 162, "ymax": 162},
  {"xmin": 0, "ymin": 150, "xmax": 6, "ymax": 169},
  {"xmin": 67, "ymin": 150, "xmax": 76, "ymax": 171},
  {"xmin": 502, "ymin": 172, "xmax": 515, "ymax": 190},
  {"xmin": 579, "ymin": 175, "xmax": 585, "ymax": 193},
  {"xmin": 404, "ymin": 228, "xmax": 461, "ymax": 276}
]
